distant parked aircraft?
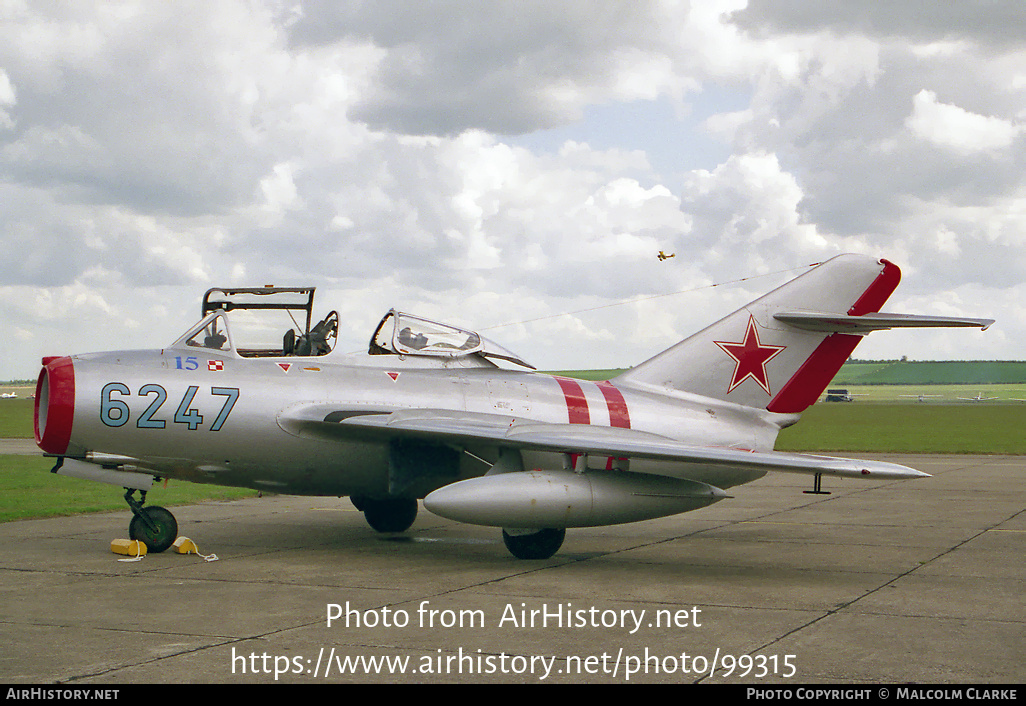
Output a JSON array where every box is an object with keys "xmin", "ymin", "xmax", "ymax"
[
  {"xmin": 1, "ymin": 392, "xmax": 17, "ymax": 399},
  {"xmin": 957, "ymin": 392, "xmax": 1000, "ymax": 402},
  {"xmin": 899, "ymin": 393, "xmax": 943, "ymax": 402}
]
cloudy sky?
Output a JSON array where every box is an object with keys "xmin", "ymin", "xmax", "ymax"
[{"xmin": 2, "ymin": 1, "xmax": 1023, "ymax": 380}]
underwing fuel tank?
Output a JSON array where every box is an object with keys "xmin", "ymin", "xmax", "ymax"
[{"xmin": 423, "ymin": 470, "xmax": 726, "ymax": 529}]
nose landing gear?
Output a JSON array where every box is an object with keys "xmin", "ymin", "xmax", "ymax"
[{"xmin": 124, "ymin": 488, "xmax": 179, "ymax": 553}]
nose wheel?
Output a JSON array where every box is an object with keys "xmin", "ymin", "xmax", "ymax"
[{"xmin": 124, "ymin": 489, "xmax": 179, "ymax": 553}]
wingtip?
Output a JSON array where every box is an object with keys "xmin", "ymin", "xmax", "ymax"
[{"xmin": 863, "ymin": 463, "xmax": 931, "ymax": 480}]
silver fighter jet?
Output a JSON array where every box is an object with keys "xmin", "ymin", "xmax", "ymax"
[{"xmin": 34, "ymin": 255, "xmax": 992, "ymax": 559}]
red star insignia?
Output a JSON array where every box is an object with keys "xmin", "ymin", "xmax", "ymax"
[{"xmin": 714, "ymin": 315, "xmax": 786, "ymax": 395}]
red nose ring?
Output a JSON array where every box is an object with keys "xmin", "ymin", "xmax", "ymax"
[{"xmin": 35, "ymin": 357, "xmax": 75, "ymax": 455}]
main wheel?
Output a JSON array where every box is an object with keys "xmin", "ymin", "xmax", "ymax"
[
  {"xmin": 363, "ymin": 498, "xmax": 418, "ymax": 533},
  {"xmin": 128, "ymin": 506, "xmax": 178, "ymax": 553},
  {"xmin": 502, "ymin": 528, "xmax": 565, "ymax": 560}
]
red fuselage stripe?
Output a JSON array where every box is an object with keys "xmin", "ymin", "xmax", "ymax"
[
  {"xmin": 598, "ymin": 381, "xmax": 631, "ymax": 470},
  {"xmin": 596, "ymin": 381, "xmax": 631, "ymax": 429},
  {"xmin": 554, "ymin": 377, "xmax": 632, "ymax": 429},
  {"xmin": 555, "ymin": 377, "xmax": 590, "ymax": 425}
]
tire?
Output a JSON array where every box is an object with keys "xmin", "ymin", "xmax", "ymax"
[
  {"xmin": 363, "ymin": 498, "xmax": 418, "ymax": 533},
  {"xmin": 502, "ymin": 528, "xmax": 565, "ymax": 560},
  {"xmin": 129, "ymin": 506, "xmax": 178, "ymax": 553}
]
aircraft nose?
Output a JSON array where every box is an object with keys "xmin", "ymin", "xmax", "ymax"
[{"xmin": 35, "ymin": 356, "xmax": 76, "ymax": 455}]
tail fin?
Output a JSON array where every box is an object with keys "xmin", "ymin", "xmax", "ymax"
[{"xmin": 613, "ymin": 254, "xmax": 991, "ymax": 414}]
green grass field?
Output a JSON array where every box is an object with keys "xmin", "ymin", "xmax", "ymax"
[
  {"xmin": 0, "ymin": 399, "xmax": 34, "ymax": 438},
  {"xmin": 835, "ymin": 360, "xmax": 1026, "ymax": 385},
  {"xmin": 828, "ymin": 383, "xmax": 1026, "ymax": 403},
  {"xmin": 774, "ymin": 403, "xmax": 1026, "ymax": 454},
  {"xmin": 0, "ymin": 455, "xmax": 257, "ymax": 523}
]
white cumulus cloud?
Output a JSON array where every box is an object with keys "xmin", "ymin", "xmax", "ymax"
[{"xmin": 906, "ymin": 89, "xmax": 1022, "ymax": 154}]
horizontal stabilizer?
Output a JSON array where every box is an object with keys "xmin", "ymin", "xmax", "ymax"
[{"xmin": 774, "ymin": 311, "xmax": 994, "ymax": 333}]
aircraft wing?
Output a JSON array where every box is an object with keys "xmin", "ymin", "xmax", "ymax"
[{"xmin": 278, "ymin": 405, "xmax": 928, "ymax": 480}]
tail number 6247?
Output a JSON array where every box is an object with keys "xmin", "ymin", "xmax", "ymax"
[{"xmin": 101, "ymin": 384, "xmax": 239, "ymax": 431}]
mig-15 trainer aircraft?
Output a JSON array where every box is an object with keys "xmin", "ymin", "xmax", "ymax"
[{"xmin": 34, "ymin": 255, "xmax": 992, "ymax": 559}]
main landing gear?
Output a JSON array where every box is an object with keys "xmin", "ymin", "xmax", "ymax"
[
  {"xmin": 124, "ymin": 488, "xmax": 179, "ymax": 553},
  {"xmin": 351, "ymin": 496, "xmax": 419, "ymax": 533},
  {"xmin": 501, "ymin": 528, "xmax": 566, "ymax": 560},
  {"xmin": 349, "ymin": 495, "xmax": 566, "ymax": 559}
]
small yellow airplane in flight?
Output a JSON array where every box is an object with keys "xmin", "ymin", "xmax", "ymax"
[{"xmin": 657, "ymin": 251, "xmax": 675, "ymax": 261}]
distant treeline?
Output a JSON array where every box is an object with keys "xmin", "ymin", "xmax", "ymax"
[{"xmin": 836, "ymin": 360, "xmax": 1026, "ymax": 385}]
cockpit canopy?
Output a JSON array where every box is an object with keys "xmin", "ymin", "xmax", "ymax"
[
  {"xmin": 369, "ymin": 310, "xmax": 535, "ymax": 369},
  {"xmin": 169, "ymin": 288, "xmax": 534, "ymax": 368},
  {"xmin": 171, "ymin": 286, "xmax": 338, "ymax": 358},
  {"xmin": 170, "ymin": 309, "xmax": 339, "ymax": 358},
  {"xmin": 174, "ymin": 311, "xmax": 233, "ymax": 353}
]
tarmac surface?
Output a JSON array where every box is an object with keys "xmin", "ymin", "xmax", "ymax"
[
  {"xmin": 0, "ymin": 439, "xmax": 40, "ymax": 455},
  {"xmin": 0, "ymin": 452, "xmax": 1022, "ymax": 684}
]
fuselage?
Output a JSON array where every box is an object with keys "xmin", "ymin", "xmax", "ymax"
[{"xmin": 36, "ymin": 346, "xmax": 783, "ymax": 499}]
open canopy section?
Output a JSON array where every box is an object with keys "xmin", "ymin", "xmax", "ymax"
[
  {"xmin": 171, "ymin": 286, "xmax": 338, "ymax": 358},
  {"xmin": 369, "ymin": 310, "xmax": 535, "ymax": 369}
]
